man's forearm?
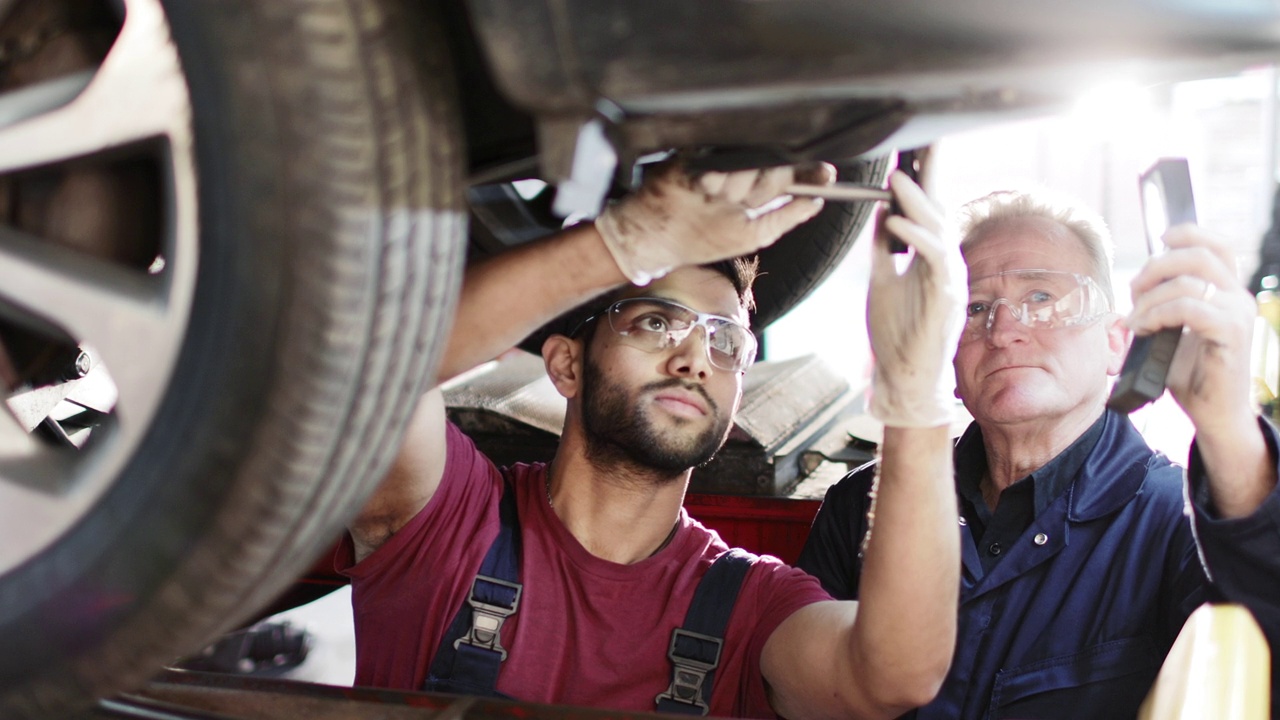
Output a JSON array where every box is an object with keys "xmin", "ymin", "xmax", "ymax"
[
  {"xmin": 437, "ymin": 163, "xmax": 833, "ymax": 384},
  {"xmin": 849, "ymin": 424, "xmax": 958, "ymax": 707},
  {"xmin": 437, "ymin": 223, "xmax": 624, "ymax": 382}
]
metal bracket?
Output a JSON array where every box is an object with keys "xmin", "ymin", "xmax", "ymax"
[
  {"xmin": 655, "ymin": 628, "xmax": 723, "ymax": 715},
  {"xmin": 539, "ymin": 116, "xmax": 618, "ymax": 220},
  {"xmin": 453, "ymin": 575, "xmax": 522, "ymax": 661}
]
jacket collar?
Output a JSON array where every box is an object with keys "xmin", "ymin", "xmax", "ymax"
[
  {"xmin": 1066, "ymin": 409, "xmax": 1163, "ymax": 522},
  {"xmin": 956, "ymin": 410, "xmax": 1164, "ymax": 594},
  {"xmin": 955, "ymin": 409, "xmax": 1161, "ymax": 524}
]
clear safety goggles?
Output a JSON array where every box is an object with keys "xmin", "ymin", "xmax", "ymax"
[
  {"xmin": 963, "ymin": 269, "xmax": 1111, "ymax": 338},
  {"xmin": 577, "ymin": 297, "xmax": 757, "ymax": 372}
]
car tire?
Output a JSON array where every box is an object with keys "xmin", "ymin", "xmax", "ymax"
[
  {"xmin": 750, "ymin": 154, "xmax": 892, "ymax": 331},
  {"xmin": 0, "ymin": 0, "xmax": 464, "ymax": 717}
]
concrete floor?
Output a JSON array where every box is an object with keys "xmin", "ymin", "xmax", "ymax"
[{"xmin": 268, "ymin": 585, "xmax": 355, "ymax": 686}]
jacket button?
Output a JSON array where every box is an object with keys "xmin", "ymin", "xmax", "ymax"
[
  {"xmin": 958, "ymin": 516, "xmax": 968, "ymax": 526},
  {"xmin": 1034, "ymin": 533, "xmax": 1048, "ymax": 545},
  {"xmin": 988, "ymin": 542, "xmax": 1002, "ymax": 556}
]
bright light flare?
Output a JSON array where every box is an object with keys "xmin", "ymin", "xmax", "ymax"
[{"xmin": 1069, "ymin": 81, "xmax": 1157, "ymax": 139}]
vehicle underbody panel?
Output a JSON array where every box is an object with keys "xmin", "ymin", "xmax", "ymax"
[{"xmin": 463, "ymin": 0, "xmax": 1280, "ymax": 168}]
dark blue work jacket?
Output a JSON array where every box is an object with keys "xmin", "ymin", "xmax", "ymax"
[{"xmin": 799, "ymin": 411, "xmax": 1208, "ymax": 719}]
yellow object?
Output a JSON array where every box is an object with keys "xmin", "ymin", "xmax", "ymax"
[
  {"xmin": 1254, "ymin": 292, "xmax": 1280, "ymax": 420},
  {"xmin": 1139, "ymin": 603, "xmax": 1270, "ymax": 720},
  {"xmin": 1258, "ymin": 290, "xmax": 1280, "ymax": 333}
]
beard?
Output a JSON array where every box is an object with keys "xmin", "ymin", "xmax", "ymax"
[{"xmin": 579, "ymin": 351, "xmax": 731, "ymax": 475}]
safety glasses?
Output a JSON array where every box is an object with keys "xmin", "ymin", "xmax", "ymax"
[
  {"xmin": 963, "ymin": 269, "xmax": 1111, "ymax": 339},
  {"xmin": 576, "ymin": 297, "xmax": 757, "ymax": 372}
]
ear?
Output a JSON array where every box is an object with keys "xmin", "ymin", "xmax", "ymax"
[
  {"xmin": 1105, "ymin": 313, "xmax": 1132, "ymax": 376},
  {"xmin": 543, "ymin": 333, "xmax": 586, "ymax": 399}
]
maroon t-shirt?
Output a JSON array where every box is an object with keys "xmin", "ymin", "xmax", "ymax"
[{"xmin": 337, "ymin": 423, "xmax": 831, "ymax": 717}]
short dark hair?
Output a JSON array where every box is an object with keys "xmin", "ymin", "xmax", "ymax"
[
  {"xmin": 534, "ymin": 256, "xmax": 761, "ymax": 350},
  {"xmin": 573, "ymin": 254, "xmax": 757, "ymax": 340},
  {"xmin": 704, "ymin": 256, "xmax": 760, "ymax": 312}
]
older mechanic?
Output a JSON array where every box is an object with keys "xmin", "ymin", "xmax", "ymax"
[
  {"xmin": 339, "ymin": 163, "xmax": 968, "ymax": 719},
  {"xmin": 798, "ymin": 189, "xmax": 1280, "ymax": 719}
]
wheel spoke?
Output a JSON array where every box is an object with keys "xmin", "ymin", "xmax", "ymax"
[
  {"xmin": 0, "ymin": 403, "xmax": 40, "ymax": 460},
  {"xmin": 0, "ymin": 71, "xmax": 94, "ymax": 129},
  {"xmin": 0, "ymin": 227, "xmax": 182, "ymax": 419},
  {"xmin": 0, "ymin": 0, "xmax": 189, "ymax": 173},
  {"xmin": 0, "ymin": 448, "xmax": 87, "ymax": 569},
  {"xmin": 0, "ymin": 0, "xmax": 198, "ymax": 577}
]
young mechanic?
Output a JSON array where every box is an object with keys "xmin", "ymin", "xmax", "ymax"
[{"xmin": 339, "ymin": 164, "xmax": 969, "ymax": 719}]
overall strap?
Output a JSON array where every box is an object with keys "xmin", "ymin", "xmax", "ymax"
[
  {"xmin": 656, "ymin": 549, "xmax": 753, "ymax": 716},
  {"xmin": 423, "ymin": 479, "xmax": 522, "ymax": 697}
]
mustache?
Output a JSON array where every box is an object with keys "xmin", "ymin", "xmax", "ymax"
[{"xmin": 642, "ymin": 378, "xmax": 718, "ymax": 414}]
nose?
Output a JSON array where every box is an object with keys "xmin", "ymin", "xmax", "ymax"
[
  {"xmin": 666, "ymin": 326, "xmax": 714, "ymax": 379},
  {"xmin": 985, "ymin": 300, "xmax": 1028, "ymax": 346}
]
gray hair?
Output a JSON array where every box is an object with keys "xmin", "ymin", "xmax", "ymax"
[{"xmin": 958, "ymin": 190, "xmax": 1116, "ymax": 308}]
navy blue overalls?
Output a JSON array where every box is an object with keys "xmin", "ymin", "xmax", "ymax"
[{"xmin": 423, "ymin": 481, "xmax": 752, "ymax": 716}]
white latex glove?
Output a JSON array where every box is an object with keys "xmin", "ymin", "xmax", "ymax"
[
  {"xmin": 595, "ymin": 161, "xmax": 831, "ymax": 285},
  {"xmin": 867, "ymin": 170, "xmax": 968, "ymax": 428}
]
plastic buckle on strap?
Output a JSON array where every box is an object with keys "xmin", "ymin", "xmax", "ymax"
[
  {"xmin": 655, "ymin": 629, "xmax": 722, "ymax": 715},
  {"xmin": 454, "ymin": 575, "xmax": 522, "ymax": 661}
]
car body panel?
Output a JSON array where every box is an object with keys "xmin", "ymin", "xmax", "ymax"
[{"xmin": 464, "ymin": 0, "xmax": 1280, "ymax": 165}]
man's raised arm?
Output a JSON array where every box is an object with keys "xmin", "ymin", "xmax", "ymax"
[
  {"xmin": 762, "ymin": 171, "xmax": 966, "ymax": 719},
  {"xmin": 1127, "ymin": 224, "xmax": 1280, "ymax": 694},
  {"xmin": 347, "ymin": 162, "xmax": 834, "ymax": 561},
  {"xmin": 1127, "ymin": 224, "xmax": 1278, "ymax": 517}
]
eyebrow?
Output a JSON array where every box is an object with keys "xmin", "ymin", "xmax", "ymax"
[
  {"xmin": 638, "ymin": 295, "xmax": 748, "ymax": 324},
  {"xmin": 969, "ymin": 270, "xmax": 1074, "ymax": 289},
  {"xmin": 1005, "ymin": 271, "xmax": 1060, "ymax": 281}
]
